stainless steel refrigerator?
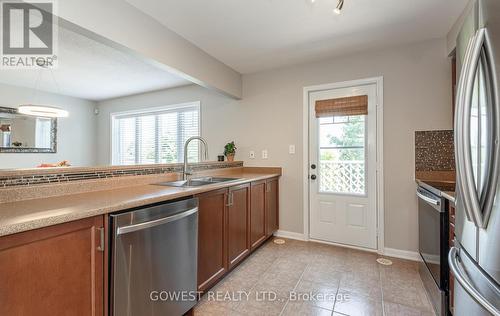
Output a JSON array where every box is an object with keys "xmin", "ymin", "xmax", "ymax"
[{"xmin": 451, "ymin": 0, "xmax": 500, "ymax": 315}]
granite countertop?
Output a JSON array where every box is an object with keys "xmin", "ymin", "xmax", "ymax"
[{"xmin": 0, "ymin": 170, "xmax": 280, "ymax": 237}]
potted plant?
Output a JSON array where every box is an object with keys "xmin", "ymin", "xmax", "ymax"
[{"xmin": 224, "ymin": 141, "xmax": 237, "ymax": 162}]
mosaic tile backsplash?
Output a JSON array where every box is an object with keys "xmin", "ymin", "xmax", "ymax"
[
  {"xmin": 415, "ymin": 130, "xmax": 455, "ymax": 172},
  {"xmin": 0, "ymin": 161, "xmax": 243, "ymax": 188}
]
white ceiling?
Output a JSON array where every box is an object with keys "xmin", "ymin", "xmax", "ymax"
[
  {"xmin": 0, "ymin": 27, "xmax": 191, "ymax": 101},
  {"xmin": 125, "ymin": 0, "xmax": 468, "ymax": 74}
]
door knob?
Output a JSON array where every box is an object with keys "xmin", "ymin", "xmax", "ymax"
[
  {"xmin": 311, "ymin": 164, "xmax": 316, "ymax": 169},
  {"xmin": 311, "ymin": 175, "xmax": 317, "ymax": 180}
]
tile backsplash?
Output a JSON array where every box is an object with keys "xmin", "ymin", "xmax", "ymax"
[
  {"xmin": 415, "ymin": 130, "xmax": 455, "ymax": 172},
  {"xmin": 0, "ymin": 161, "xmax": 243, "ymax": 188}
]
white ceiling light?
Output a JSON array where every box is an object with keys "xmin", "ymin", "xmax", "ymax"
[
  {"xmin": 333, "ymin": 0, "xmax": 344, "ymax": 14},
  {"xmin": 15, "ymin": 64, "xmax": 69, "ymax": 118},
  {"xmin": 18, "ymin": 105, "xmax": 69, "ymax": 118}
]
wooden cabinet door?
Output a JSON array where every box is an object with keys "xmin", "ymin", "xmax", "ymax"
[
  {"xmin": 0, "ymin": 216, "xmax": 104, "ymax": 316},
  {"xmin": 196, "ymin": 188, "xmax": 228, "ymax": 292},
  {"xmin": 250, "ymin": 181, "xmax": 267, "ymax": 250},
  {"xmin": 227, "ymin": 183, "xmax": 250, "ymax": 269},
  {"xmin": 266, "ymin": 178, "xmax": 279, "ymax": 237}
]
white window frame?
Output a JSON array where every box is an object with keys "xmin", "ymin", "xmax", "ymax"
[{"xmin": 110, "ymin": 101, "xmax": 201, "ymax": 165}]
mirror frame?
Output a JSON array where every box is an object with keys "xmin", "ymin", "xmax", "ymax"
[{"xmin": 0, "ymin": 106, "xmax": 57, "ymax": 153}]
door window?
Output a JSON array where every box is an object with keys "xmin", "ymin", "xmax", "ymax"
[{"xmin": 318, "ymin": 115, "xmax": 366, "ymax": 195}]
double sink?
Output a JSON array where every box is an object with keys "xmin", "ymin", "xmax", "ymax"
[{"xmin": 155, "ymin": 176, "xmax": 240, "ymax": 188}]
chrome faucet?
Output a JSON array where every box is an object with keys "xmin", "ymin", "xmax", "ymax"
[{"xmin": 183, "ymin": 136, "xmax": 209, "ymax": 180}]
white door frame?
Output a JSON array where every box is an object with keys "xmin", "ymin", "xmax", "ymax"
[{"xmin": 302, "ymin": 77, "xmax": 385, "ymax": 254}]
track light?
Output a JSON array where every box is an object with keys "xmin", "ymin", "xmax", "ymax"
[{"xmin": 333, "ymin": 0, "xmax": 344, "ymax": 14}]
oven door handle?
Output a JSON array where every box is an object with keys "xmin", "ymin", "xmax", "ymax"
[
  {"xmin": 416, "ymin": 190, "xmax": 440, "ymax": 207},
  {"xmin": 449, "ymin": 247, "xmax": 500, "ymax": 315}
]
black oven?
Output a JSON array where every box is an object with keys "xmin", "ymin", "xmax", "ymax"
[{"xmin": 417, "ymin": 184, "xmax": 449, "ymax": 316}]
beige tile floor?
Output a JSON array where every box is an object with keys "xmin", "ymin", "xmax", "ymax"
[{"xmin": 194, "ymin": 238, "xmax": 436, "ymax": 316}]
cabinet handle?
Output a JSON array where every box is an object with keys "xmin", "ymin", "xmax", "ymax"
[
  {"xmin": 226, "ymin": 192, "xmax": 233, "ymax": 207},
  {"xmin": 266, "ymin": 184, "xmax": 271, "ymax": 193},
  {"xmin": 97, "ymin": 227, "xmax": 105, "ymax": 252}
]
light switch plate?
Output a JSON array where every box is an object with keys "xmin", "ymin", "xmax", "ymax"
[
  {"xmin": 262, "ymin": 149, "xmax": 268, "ymax": 159},
  {"xmin": 289, "ymin": 145, "xmax": 295, "ymax": 154},
  {"xmin": 249, "ymin": 151, "xmax": 255, "ymax": 159}
]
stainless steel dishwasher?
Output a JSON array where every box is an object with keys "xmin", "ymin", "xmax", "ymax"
[{"xmin": 110, "ymin": 198, "xmax": 198, "ymax": 316}]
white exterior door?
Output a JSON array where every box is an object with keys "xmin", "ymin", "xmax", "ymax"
[{"xmin": 309, "ymin": 84, "xmax": 378, "ymax": 249}]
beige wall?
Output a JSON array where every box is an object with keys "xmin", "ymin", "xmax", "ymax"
[
  {"xmin": 95, "ymin": 38, "xmax": 452, "ymax": 252},
  {"xmin": 233, "ymin": 38, "xmax": 453, "ymax": 252},
  {"xmin": 446, "ymin": 0, "xmax": 474, "ymax": 55}
]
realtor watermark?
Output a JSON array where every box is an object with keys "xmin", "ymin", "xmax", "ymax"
[
  {"xmin": 149, "ymin": 290, "xmax": 351, "ymax": 304},
  {"xmin": 150, "ymin": 291, "xmax": 201, "ymax": 302},
  {"xmin": 0, "ymin": 0, "xmax": 58, "ymax": 68}
]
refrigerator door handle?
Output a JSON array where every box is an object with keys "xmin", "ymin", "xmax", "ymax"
[
  {"xmin": 459, "ymin": 27, "xmax": 500, "ymax": 229},
  {"xmin": 461, "ymin": 27, "xmax": 485, "ymax": 227},
  {"xmin": 456, "ymin": 29, "xmax": 481, "ymax": 224},
  {"xmin": 477, "ymin": 28, "xmax": 500, "ymax": 228},
  {"xmin": 449, "ymin": 247, "xmax": 500, "ymax": 316}
]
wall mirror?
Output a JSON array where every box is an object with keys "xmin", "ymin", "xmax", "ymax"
[{"xmin": 0, "ymin": 106, "xmax": 56, "ymax": 153}]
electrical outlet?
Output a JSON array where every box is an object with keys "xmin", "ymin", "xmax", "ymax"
[
  {"xmin": 249, "ymin": 151, "xmax": 255, "ymax": 159},
  {"xmin": 289, "ymin": 145, "xmax": 296, "ymax": 154},
  {"xmin": 262, "ymin": 149, "xmax": 268, "ymax": 159}
]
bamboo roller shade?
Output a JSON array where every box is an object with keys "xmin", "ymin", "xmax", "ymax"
[{"xmin": 315, "ymin": 95, "xmax": 368, "ymax": 117}]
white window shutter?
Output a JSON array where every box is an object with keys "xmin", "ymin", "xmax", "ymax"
[{"xmin": 111, "ymin": 103, "xmax": 200, "ymax": 165}]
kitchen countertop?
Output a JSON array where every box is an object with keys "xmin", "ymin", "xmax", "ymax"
[
  {"xmin": 0, "ymin": 170, "xmax": 280, "ymax": 237},
  {"xmin": 416, "ymin": 179, "xmax": 456, "ymax": 203},
  {"xmin": 441, "ymin": 190, "xmax": 455, "ymax": 202}
]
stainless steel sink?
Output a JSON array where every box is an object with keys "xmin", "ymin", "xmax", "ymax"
[{"xmin": 155, "ymin": 177, "xmax": 240, "ymax": 188}]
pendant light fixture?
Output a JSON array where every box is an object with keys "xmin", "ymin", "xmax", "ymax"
[
  {"xmin": 18, "ymin": 105, "xmax": 68, "ymax": 118},
  {"xmin": 18, "ymin": 64, "xmax": 69, "ymax": 118},
  {"xmin": 334, "ymin": 0, "xmax": 344, "ymax": 14}
]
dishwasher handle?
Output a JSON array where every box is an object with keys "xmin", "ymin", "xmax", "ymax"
[{"xmin": 116, "ymin": 207, "xmax": 198, "ymax": 235}]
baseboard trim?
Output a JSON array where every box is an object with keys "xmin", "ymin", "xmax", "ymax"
[
  {"xmin": 309, "ymin": 238, "xmax": 378, "ymax": 253},
  {"xmin": 273, "ymin": 231, "xmax": 421, "ymax": 262},
  {"xmin": 382, "ymin": 247, "xmax": 422, "ymax": 262},
  {"xmin": 273, "ymin": 230, "xmax": 306, "ymax": 241}
]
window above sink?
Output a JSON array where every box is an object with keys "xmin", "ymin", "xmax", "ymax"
[{"xmin": 111, "ymin": 102, "xmax": 200, "ymax": 166}]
